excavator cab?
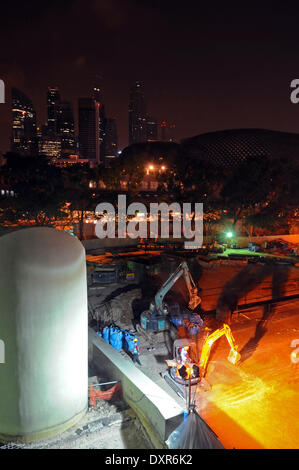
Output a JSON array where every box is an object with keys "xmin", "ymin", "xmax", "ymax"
[
  {"xmin": 165, "ymin": 338, "xmax": 200, "ymax": 388},
  {"xmin": 172, "ymin": 338, "xmax": 197, "ymax": 362},
  {"xmin": 163, "ymin": 323, "xmax": 241, "ymax": 395}
]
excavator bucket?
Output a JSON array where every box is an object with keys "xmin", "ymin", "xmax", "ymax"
[
  {"xmin": 227, "ymin": 348, "xmax": 241, "ymax": 365},
  {"xmin": 188, "ymin": 294, "xmax": 201, "ymax": 311}
]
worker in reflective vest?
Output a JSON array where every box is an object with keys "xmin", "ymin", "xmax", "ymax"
[{"xmin": 132, "ymin": 338, "xmax": 141, "ymax": 365}]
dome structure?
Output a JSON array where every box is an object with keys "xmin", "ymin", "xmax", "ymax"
[
  {"xmin": 0, "ymin": 227, "xmax": 88, "ymax": 442},
  {"xmin": 181, "ymin": 129, "xmax": 299, "ymax": 167}
]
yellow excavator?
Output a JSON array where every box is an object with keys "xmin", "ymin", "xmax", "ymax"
[
  {"xmin": 163, "ymin": 323, "xmax": 241, "ymax": 396},
  {"xmin": 199, "ymin": 323, "xmax": 241, "ymax": 376}
]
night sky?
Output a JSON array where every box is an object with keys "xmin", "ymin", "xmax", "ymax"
[{"xmin": 1, "ymin": 0, "xmax": 299, "ymax": 152}]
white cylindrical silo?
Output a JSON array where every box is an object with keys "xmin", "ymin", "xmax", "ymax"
[{"xmin": 0, "ymin": 227, "xmax": 88, "ymax": 442}]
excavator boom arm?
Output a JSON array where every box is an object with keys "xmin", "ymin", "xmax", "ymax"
[
  {"xmin": 155, "ymin": 261, "xmax": 201, "ymax": 314},
  {"xmin": 199, "ymin": 324, "xmax": 241, "ymax": 377}
]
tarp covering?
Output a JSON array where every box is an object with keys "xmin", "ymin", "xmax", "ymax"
[
  {"xmin": 89, "ymin": 383, "xmax": 122, "ymax": 407},
  {"xmin": 166, "ymin": 411, "xmax": 225, "ymax": 449}
]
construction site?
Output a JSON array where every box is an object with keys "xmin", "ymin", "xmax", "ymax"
[{"xmin": 0, "ymin": 229, "xmax": 298, "ymax": 450}]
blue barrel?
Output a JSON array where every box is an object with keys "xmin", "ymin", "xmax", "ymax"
[
  {"xmin": 103, "ymin": 326, "xmax": 110, "ymax": 343},
  {"xmin": 109, "ymin": 325, "xmax": 116, "ymax": 346},
  {"xmin": 96, "ymin": 330, "xmax": 102, "ymax": 338},
  {"xmin": 113, "ymin": 328, "xmax": 123, "ymax": 351},
  {"xmin": 109, "ymin": 326, "xmax": 123, "ymax": 351}
]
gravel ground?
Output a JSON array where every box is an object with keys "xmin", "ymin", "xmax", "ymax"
[{"xmin": 0, "ymin": 371, "xmax": 153, "ymax": 450}]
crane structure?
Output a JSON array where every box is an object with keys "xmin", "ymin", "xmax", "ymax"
[{"xmin": 140, "ymin": 261, "xmax": 201, "ymax": 332}]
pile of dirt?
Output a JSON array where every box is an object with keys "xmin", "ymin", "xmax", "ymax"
[{"xmin": 88, "ymin": 287, "xmax": 142, "ymax": 329}]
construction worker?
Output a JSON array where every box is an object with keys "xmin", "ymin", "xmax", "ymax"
[
  {"xmin": 132, "ymin": 338, "xmax": 141, "ymax": 366},
  {"xmin": 180, "ymin": 346, "xmax": 190, "ymax": 364}
]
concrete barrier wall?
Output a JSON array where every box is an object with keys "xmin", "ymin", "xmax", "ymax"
[{"xmin": 88, "ymin": 328, "xmax": 184, "ymax": 447}]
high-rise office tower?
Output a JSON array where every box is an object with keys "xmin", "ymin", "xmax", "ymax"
[
  {"xmin": 128, "ymin": 81, "xmax": 147, "ymax": 145},
  {"xmin": 146, "ymin": 116, "xmax": 158, "ymax": 141},
  {"xmin": 57, "ymin": 101, "xmax": 75, "ymax": 155},
  {"xmin": 47, "ymin": 86, "xmax": 61, "ymax": 134},
  {"xmin": 99, "ymin": 103, "xmax": 106, "ymax": 160},
  {"xmin": 11, "ymin": 87, "xmax": 37, "ymax": 156},
  {"xmin": 78, "ymin": 98, "xmax": 100, "ymax": 164},
  {"xmin": 92, "ymin": 74, "xmax": 106, "ymax": 161},
  {"xmin": 38, "ymin": 124, "xmax": 61, "ymax": 158},
  {"xmin": 104, "ymin": 118, "xmax": 118, "ymax": 163}
]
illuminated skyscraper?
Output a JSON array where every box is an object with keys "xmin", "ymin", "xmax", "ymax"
[
  {"xmin": 92, "ymin": 73, "xmax": 102, "ymax": 104},
  {"xmin": 92, "ymin": 74, "xmax": 106, "ymax": 162},
  {"xmin": 38, "ymin": 135, "xmax": 62, "ymax": 159},
  {"xmin": 129, "ymin": 81, "xmax": 147, "ymax": 145},
  {"xmin": 57, "ymin": 101, "xmax": 75, "ymax": 155},
  {"xmin": 11, "ymin": 88, "xmax": 37, "ymax": 156},
  {"xmin": 37, "ymin": 124, "xmax": 61, "ymax": 158},
  {"xmin": 47, "ymin": 86, "xmax": 61, "ymax": 134},
  {"xmin": 78, "ymin": 98, "xmax": 100, "ymax": 164}
]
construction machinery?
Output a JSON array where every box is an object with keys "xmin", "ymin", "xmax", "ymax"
[
  {"xmin": 199, "ymin": 323, "xmax": 241, "ymax": 376},
  {"xmin": 140, "ymin": 261, "xmax": 201, "ymax": 332},
  {"xmin": 164, "ymin": 339, "xmax": 200, "ymax": 391},
  {"xmin": 162, "ymin": 323, "xmax": 241, "ymax": 397}
]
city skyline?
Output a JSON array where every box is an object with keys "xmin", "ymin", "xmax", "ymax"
[
  {"xmin": 2, "ymin": 1, "xmax": 299, "ymax": 153},
  {"xmin": 0, "ymin": 1, "xmax": 299, "ymax": 453},
  {"xmin": 8, "ymin": 79, "xmax": 175, "ymax": 161}
]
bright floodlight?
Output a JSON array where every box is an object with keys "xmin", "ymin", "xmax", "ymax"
[{"xmin": 226, "ymin": 231, "xmax": 233, "ymax": 238}]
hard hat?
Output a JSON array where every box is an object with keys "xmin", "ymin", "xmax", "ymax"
[{"xmin": 134, "ymin": 338, "xmax": 138, "ymax": 342}]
